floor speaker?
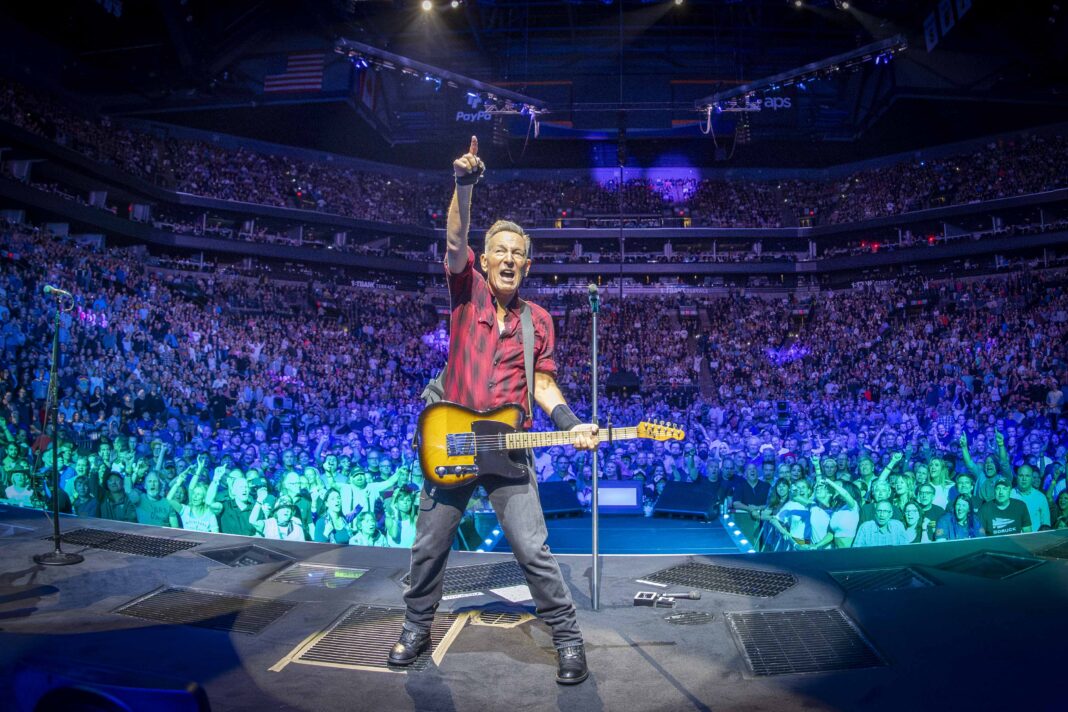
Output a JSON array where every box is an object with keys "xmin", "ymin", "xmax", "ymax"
[
  {"xmin": 653, "ymin": 481, "xmax": 718, "ymax": 520},
  {"xmin": 538, "ymin": 481, "xmax": 583, "ymax": 518}
]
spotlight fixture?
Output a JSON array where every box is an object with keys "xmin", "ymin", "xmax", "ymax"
[
  {"xmin": 674, "ymin": 0, "xmax": 684, "ymax": 6},
  {"xmin": 421, "ymin": 0, "xmax": 432, "ymax": 11},
  {"xmin": 834, "ymin": 0, "xmax": 850, "ymax": 9},
  {"xmin": 451, "ymin": 0, "xmax": 460, "ymax": 7},
  {"xmin": 793, "ymin": 0, "xmax": 803, "ymax": 7}
]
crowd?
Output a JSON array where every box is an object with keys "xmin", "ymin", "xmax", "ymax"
[
  {"xmin": 0, "ymin": 218, "xmax": 1064, "ymax": 552},
  {"xmin": 3, "ymin": 79, "xmax": 1066, "ymax": 231}
]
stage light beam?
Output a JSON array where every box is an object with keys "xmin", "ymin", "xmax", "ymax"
[{"xmin": 421, "ymin": 0, "xmax": 432, "ymax": 11}]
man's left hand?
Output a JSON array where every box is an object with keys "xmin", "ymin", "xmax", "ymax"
[{"xmin": 571, "ymin": 423, "xmax": 600, "ymax": 451}]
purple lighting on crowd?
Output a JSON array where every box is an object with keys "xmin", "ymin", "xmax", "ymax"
[{"xmin": 765, "ymin": 343, "xmax": 810, "ymax": 366}]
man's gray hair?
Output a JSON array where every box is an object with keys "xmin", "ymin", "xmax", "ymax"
[{"xmin": 484, "ymin": 220, "xmax": 532, "ymax": 259}]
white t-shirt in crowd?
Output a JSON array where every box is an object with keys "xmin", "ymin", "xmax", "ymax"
[{"xmin": 180, "ymin": 505, "xmax": 219, "ymax": 533}]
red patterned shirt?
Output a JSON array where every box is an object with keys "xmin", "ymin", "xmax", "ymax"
[{"xmin": 442, "ymin": 247, "xmax": 557, "ymax": 427}]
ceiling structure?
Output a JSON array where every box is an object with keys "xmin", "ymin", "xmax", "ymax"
[{"xmin": 2, "ymin": 1, "xmax": 1066, "ymax": 168}]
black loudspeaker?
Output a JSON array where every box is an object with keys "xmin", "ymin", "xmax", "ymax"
[
  {"xmin": 653, "ymin": 482, "xmax": 718, "ymax": 520},
  {"xmin": 538, "ymin": 481, "xmax": 583, "ymax": 518},
  {"xmin": 15, "ymin": 660, "xmax": 210, "ymax": 712}
]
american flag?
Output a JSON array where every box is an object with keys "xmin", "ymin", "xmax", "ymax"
[{"xmin": 263, "ymin": 52, "xmax": 325, "ymax": 93}]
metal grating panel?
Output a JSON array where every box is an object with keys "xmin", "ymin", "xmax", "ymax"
[
  {"xmin": 49, "ymin": 528, "xmax": 198, "ymax": 557},
  {"xmin": 470, "ymin": 610, "xmax": 532, "ymax": 628},
  {"xmin": 726, "ymin": 609, "xmax": 885, "ymax": 676},
  {"xmin": 269, "ymin": 563, "xmax": 368, "ymax": 588},
  {"xmin": 198, "ymin": 544, "xmax": 293, "ymax": 568},
  {"xmin": 403, "ymin": 560, "xmax": 527, "ymax": 597},
  {"xmin": 296, "ymin": 605, "xmax": 457, "ymax": 671},
  {"xmin": 936, "ymin": 550, "xmax": 1045, "ymax": 580},
  {"xmin": 830, "ymin": 567, "xmax": 937, "ymax": 592},
  {"xmin": 1037, "ymin": 538, "xmax": 1068, "ymax": 561},
  {"xmin": 664, "ymin": 611, "xmax": 715, "ymax": 626},
  {"xmin": 639, "ymin": 563, "xmax": 796, "ymax": 598},
  {"xmin": 115, "ymin": 587, "xmax": 296, "ymax": 635}
]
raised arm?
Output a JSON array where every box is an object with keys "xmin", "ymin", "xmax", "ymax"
[
  {"xmin": 205, "ymin": 466, "xmax": 225, "ymax": 514},
  {"xmin": 446, "ymin": 136, "xmax": 484, "ymax": 275},
  {"xmin": 165, "ymin": 472, "xmax": 187, "ymax": 514},
  {"xmin": 823, "ymin": 478, "xmax": 858, "ymax": 509},
  {"xmin": 877, "ymin": 451, "xmax": 903, "ymax": 482},
  {"xmin": 959, "ymin": 434, "xmax": 984, "ymax": 480},
  {"xmin": 994, "ymin": 430, "xmax": 1012, "ymax": 478}
]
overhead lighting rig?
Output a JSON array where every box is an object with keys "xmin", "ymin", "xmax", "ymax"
[
  {"xmin": 695, "ymin": 34, "xmax": 908, "ymax": 118},
  {"xmin": 334, "ymin": 37, "xmax": 548, "ymax": 126}
]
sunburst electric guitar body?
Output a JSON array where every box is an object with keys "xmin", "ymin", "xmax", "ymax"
[{"xmin": 417, "ymin": 401, "xmax": 685, "ymax": 489}]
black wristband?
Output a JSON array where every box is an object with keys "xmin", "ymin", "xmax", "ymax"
[
  {"xmin": 551, "ymin": 404, "xmax": 582, "ymax": 432},
  {"xmin": 455, "ymin": 165, "xmax": 485, "ymax": 186}
]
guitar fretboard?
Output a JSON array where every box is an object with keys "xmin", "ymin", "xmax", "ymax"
[{"xmin": 504, "ymin": 427, "xmax": 639, "ymax": 451}]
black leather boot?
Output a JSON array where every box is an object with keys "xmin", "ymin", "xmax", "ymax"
[
  {"xmin": 388, "ymin": 627, "xmax": 430, "ymax": 666},
  {"xmin": 556, "ymin": 644, "xmax": 589, "ymax": 685}
]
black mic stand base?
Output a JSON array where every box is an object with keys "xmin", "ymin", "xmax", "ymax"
[{"xmin": 34, "ymin": 548, "xmax": 84, "ymax": 566}]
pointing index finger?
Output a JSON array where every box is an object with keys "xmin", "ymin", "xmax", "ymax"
[{"xmin": 469, "ymin": 135, "xmax": 478, "ymax": 156}]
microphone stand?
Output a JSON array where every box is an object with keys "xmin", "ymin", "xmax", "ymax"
[
  {"xmin": 33, "ymin": 291, "xmax": 83, "ymax": 566},
  {"xmin": 588, "ymin": 283, "xmax": 601, "ymax": 611}
]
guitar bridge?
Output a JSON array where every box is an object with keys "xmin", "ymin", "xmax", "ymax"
[{"xmin": 445, "ymin": 432, "xmax": 476, "ymax": 457}]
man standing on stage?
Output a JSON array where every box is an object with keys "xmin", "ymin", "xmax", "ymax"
[{"xmin": 388, "ymin": 136, "xmax": 599, "ymax": 685}]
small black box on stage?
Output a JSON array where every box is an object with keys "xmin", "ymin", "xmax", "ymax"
[{"xmin": 634, "ymin": 591, "xmax": 659, "ymax": 607}]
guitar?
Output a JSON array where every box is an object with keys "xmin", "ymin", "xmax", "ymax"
[{"xmin": 417, "ymin": 400, "xmax": 686, "ymax": 489}]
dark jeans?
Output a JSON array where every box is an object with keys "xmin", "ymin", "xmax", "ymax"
[{"xmin": 403, "ymin": 464, "xmax": 582, "ymax": 649}]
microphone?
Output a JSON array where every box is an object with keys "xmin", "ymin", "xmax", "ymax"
[
  {"xmin": 43, "ymin": 285, "xmax": 73, "ymax": 298},
  {"xmin": 666, "ymin": 590, "xmax": 702, "ymax": 600},
  {"xmin": 587, "ymin": 283, "xmax": 600, "ymax": 312}
]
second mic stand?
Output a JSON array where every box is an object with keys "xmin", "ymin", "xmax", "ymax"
[
  {"xmin": 33, "ymin": 292, "xmax": 83, "ymax": 566},
  {"xmin": 588, "ymin": 283, "xmax": 601, "ymax": 611}
]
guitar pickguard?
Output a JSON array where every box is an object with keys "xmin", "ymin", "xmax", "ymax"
[{"xmin": 470, "ymin": 419, "xmax": 529, "ymax": 481}]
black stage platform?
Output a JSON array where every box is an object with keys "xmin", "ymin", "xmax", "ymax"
[
  {"xmin": 500, "ymin": 513, "xmax": 737, "ymax": 555},
  {"xmin": 1, "ymin": 505, "xmax": 1065, "ymax": 712}
]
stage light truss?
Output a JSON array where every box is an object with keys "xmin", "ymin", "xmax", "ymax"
[
  {"xmin": 695, "ymin": 34, "xmax": 907, "ymax": 117},
  {"xmin": 334, "ymin": 38, "xmax": 548, "ymax": 121}
]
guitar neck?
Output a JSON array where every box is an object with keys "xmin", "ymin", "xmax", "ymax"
[{"xmin": 505, "ymin": 427, "xmax": 639, "ymax": 451}]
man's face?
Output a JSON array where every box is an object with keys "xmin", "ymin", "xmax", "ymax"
[
  {"xmin": 874, "ymin": 503, "xmax": 894, "ymax": 527},
  {"xmin": 144, "ymin": 474, "xmax": 161, "ymax": 497},
  {"xmin": 956, "ymin": 476, "xmax": 974, "ymax": 497},
  {"xmin": 231, "ymin": 478, "xmax": 249, "ymax": 503},
  {"xmin": 994, "ymin": 482, "xmax": 1011, "ymax": 505},
  {"xmin": 480, "ymin": 231, "xmax": 530, "ymax": 298},
  {"xmin": 954, "ymin": 498, "xmax": 971, "ymax": 519},
  {"xmin": 872, "ymin": 481, "xmax": 891, "ymax": 502},
  {"xmin": 917, "ymin": 485, "xmax": 935, "ymax": 506},
  {"xmin": 5, "ymin": 444, "xmax": 17, "ymax": 459},
  {"xmin": 1016, "ymin": 468, "xmax": 1033, "ymax": 492},
  {"xmin": 275, "ymin": 506, "xmax": 293, "ymax": 525}
]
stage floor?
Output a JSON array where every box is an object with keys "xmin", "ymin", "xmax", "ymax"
[
  {"xmin": 2, "ymin": 506, "xmax": 1066, "ymax": 712},
  {"xmin": 499, "ymin": 514, "xmax": 737, "ymax": 555}
]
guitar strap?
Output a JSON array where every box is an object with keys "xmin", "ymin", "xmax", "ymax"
[{"xmin": 520, "ymin": 300, "xmax": 535, "ymax": 423}]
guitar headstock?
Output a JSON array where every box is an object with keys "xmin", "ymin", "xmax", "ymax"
[{"xmin": 637, "ymin": 420, "xmax": 686, "ymax": 442}]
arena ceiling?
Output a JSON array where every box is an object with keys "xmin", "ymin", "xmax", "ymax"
[{"xmin": 3, "ymin": 1, "xmax": 1067, "ymax": 167}]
